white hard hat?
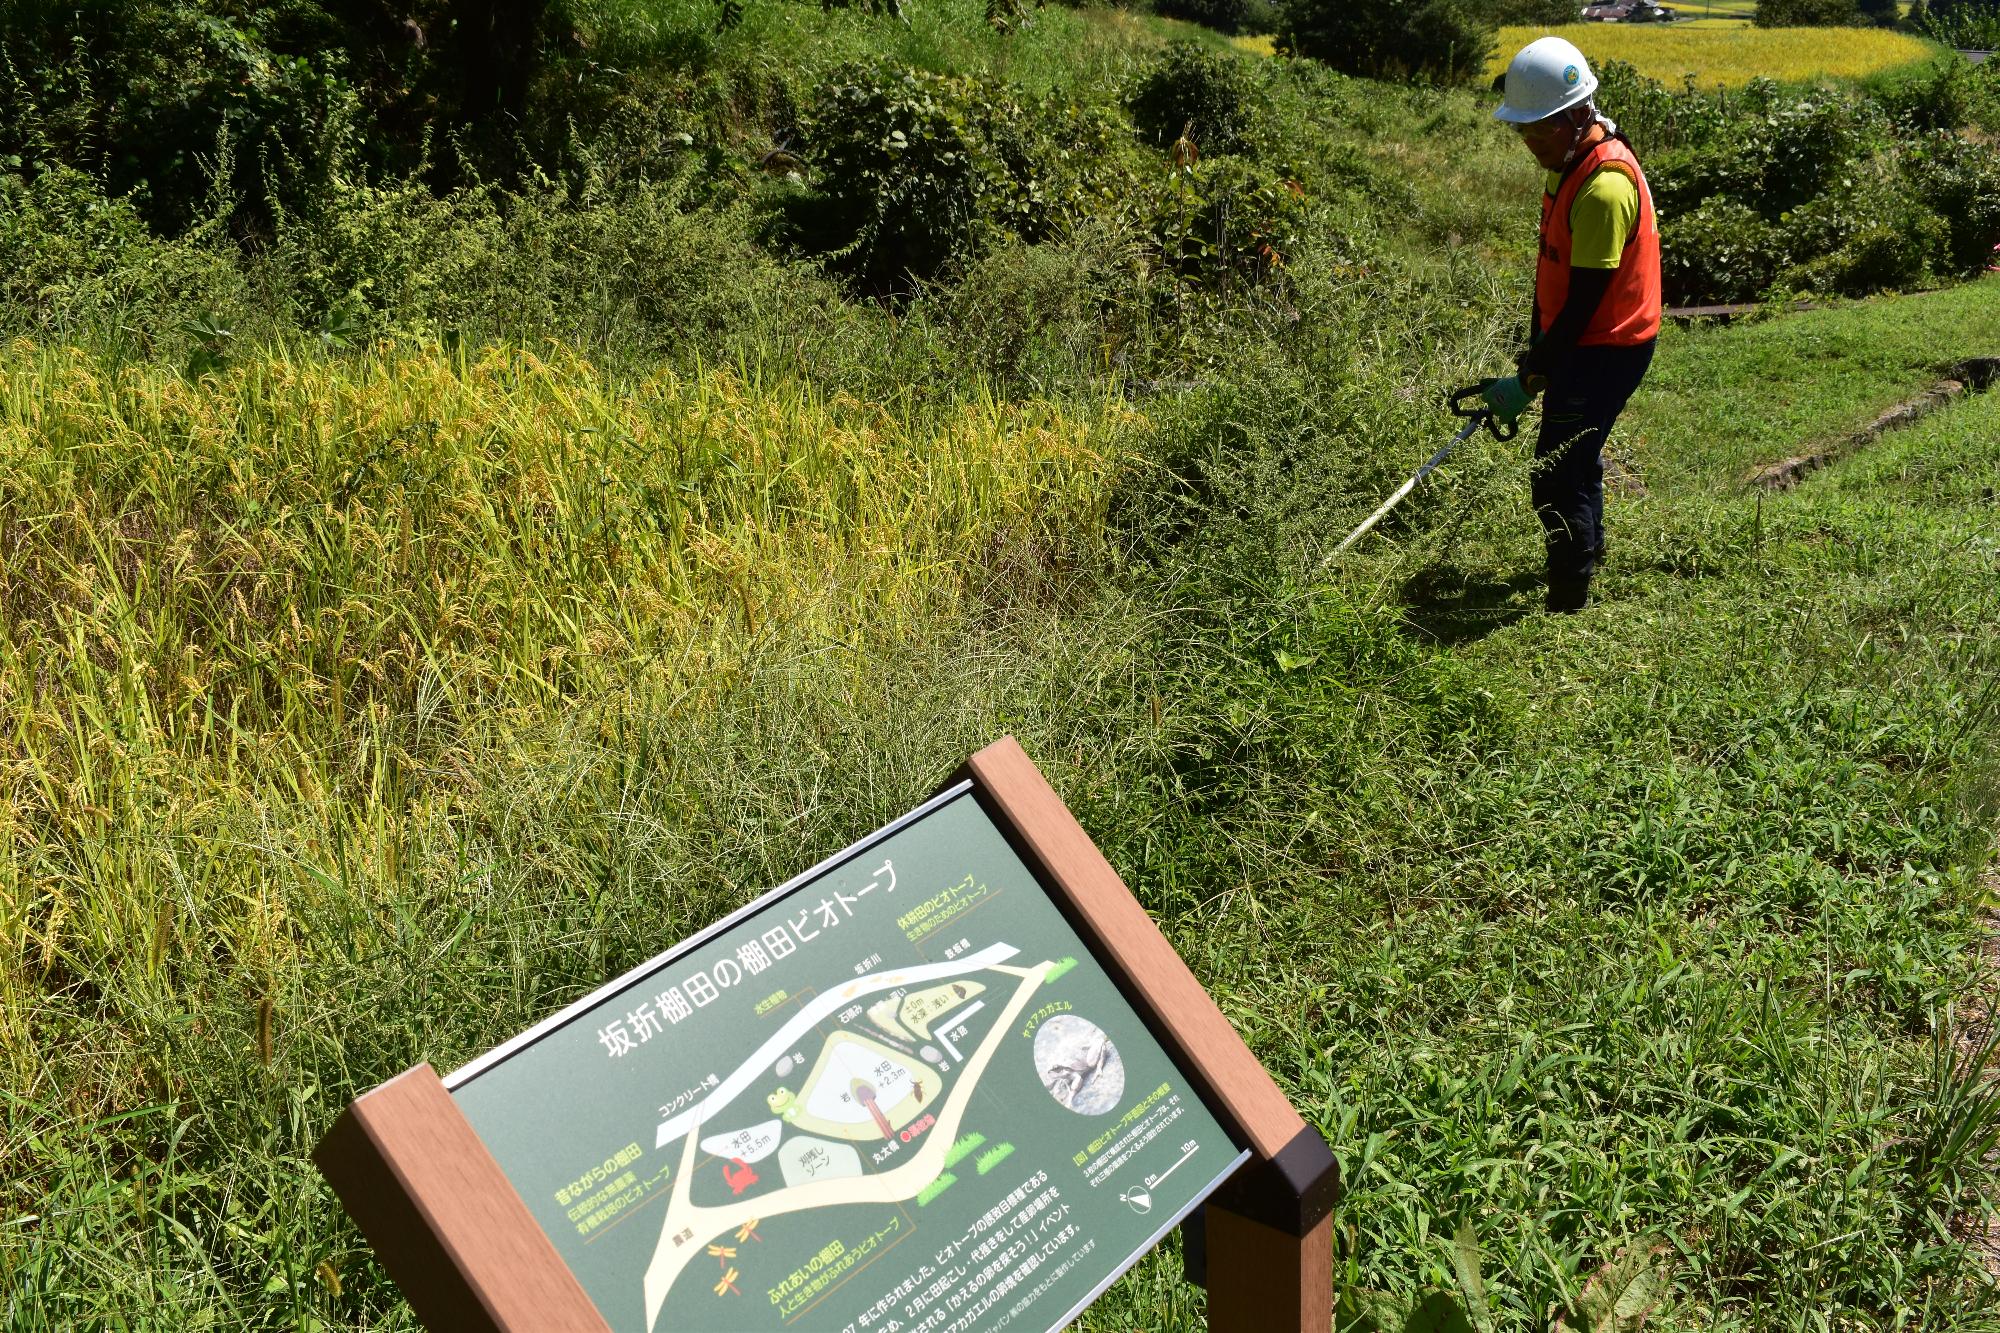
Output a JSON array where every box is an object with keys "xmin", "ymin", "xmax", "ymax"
[{"xmin": 1493, "ymin": 37, "xmax": 1598, "ymax": 124}]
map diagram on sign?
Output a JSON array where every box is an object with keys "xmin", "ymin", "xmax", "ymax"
[
  {"xmin": 450, "ymin": 788, "xmax": 1248, "ymax": 1333},
  {"xmin": 640, "ymin": 944, "xmax": 1051, "ymax": 1331}
]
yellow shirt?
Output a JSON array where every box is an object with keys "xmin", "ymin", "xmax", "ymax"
[{"xmin": 1543, "ymin": 164, "xmax": 1640, "ymax": 270}]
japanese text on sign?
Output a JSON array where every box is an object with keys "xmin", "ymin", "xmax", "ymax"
[{"xmin": 596, "ymin": 861, "xmax": 896, "ymax": 1057}]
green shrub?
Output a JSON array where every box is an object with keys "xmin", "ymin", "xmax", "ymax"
[
  {"xmin": 0, "ymin": 1, "xmax": 359, "ymax": 235},
  {"xmin": 1647, "ymin": 141, "xmax": 1773, "ymax": 219},
  {"xmin": 791, "ymin": 67, "xmax": 1129, "ymax": 291},
  {"xmin": 1491, "ymin": 0, "xmax": 1584, "ymax": 22},
  {"xmin": 1874, "ymin": 57, "xmax": 2000, "ymax": 133},
  {"xmin": 1755, "ymin": 0, "xmax": 1861, "ymax": 24},
  {"xmin": 1778, "ymin": 180, "xmax": 1947, "ymax": 294},
  {"xmin": 1902, "ymin": 130, "xmax": 2000, "ymax": 271},
  {"xmin": 1149, "ymin": 0, "xmax": 1279, "ymax": 36},
  {"xmin": 1921, "ymin": 0, "xmax": 2000, "ymax": 47},
  {"xmin": 1126, "ymin": 40, "xmax": 1266, "ymax": 157},
  {"xmin": 0, "ymin": 163, "xmax": 248, "ymax": 341},
  {"xmin": 1755, "ymin": 94, "xmax": 1888, "ymax": 212},
  {"xmin": 944, "ymin": 222, "xmax": 1148, "ymax": 392},
  {"xmin": 1785, "ymin": 213, "xmax": 1946, "ymax": 295},
  {"xmin": 1277, "ymin": 0, "xmax": 1495, "ymax": 86},
  {"xmin": 1645, "ymin": 76, "xmax": 1988, "ymax": 303},
  {"xmin": 794, "ymin": 67, "xmax": 1009, "ymax": 287},
  {"xmin": 0, "ymin": 0, "xmax": 582, "ymax": 238},
  {"xmin": 267, "ymin": 154, "xmax": 850, "ymax": 359},
  {"xmin": 1146, "ymin": 154, "xmax": 1306, "ymax": 294},
  {"xmin": 1595, "ymin": 60, "xmax": 1733, "ymax": 153},
  {"xmin": 1660, "ymin": 198, "xmax": 1786, "ymax": 304},
  {"xmin": 1643, "ymin": 86, "xmax": 1878, "ymax": 210}
]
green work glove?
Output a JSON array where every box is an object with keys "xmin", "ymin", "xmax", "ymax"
[{"xmin": 1481, "ymin": 375, "xmax": 1532, "ymax": 427}]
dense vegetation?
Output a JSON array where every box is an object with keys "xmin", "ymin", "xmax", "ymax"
[
  {"xmin": 5, "ymin": 0, "xmax": 2000, "ymax": 1329},
  {"xmin": 1916, "ymin": 0, "xmax": 2000, "ymax": 47},
  {"xmin": 1607, "ymin": 56, "xmax": 2000, "ymax": 302},
  {"xmin": 1756, "ymin": 0, "xmax": 1900, "ymax": 28}
]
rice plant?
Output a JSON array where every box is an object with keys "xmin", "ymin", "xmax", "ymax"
[{"xmin": 1490, "ymin": 22, "xmax": 1936, "ymax": 87}]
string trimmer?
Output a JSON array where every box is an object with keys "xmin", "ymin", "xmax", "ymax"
[{"xmin": 1326, "ymin": 382, "xmax": 1520, "ymax": 560}]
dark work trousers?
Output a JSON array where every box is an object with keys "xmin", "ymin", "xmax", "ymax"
[{"xmin": 1533, "ymin": 339, "xmax": 1656, "ymax": 610}]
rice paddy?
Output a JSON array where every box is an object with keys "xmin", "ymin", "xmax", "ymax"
[{"xmin": 1492, "ymin": 20, "xmax": 1939, "ymax": 86}]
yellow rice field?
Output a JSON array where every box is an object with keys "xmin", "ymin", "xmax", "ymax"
[
  {"xmin": 1491, "ymin": 22, "xmax": 1939, "ymax": 88},
  {"xmin": 1677, "ymin": 0, "xmax": 1758, "ymax": 17}
]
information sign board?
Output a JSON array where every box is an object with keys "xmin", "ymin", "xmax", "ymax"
[
  {"xmin": 444, "ymin": 784, "xmax": 1247, "ymax": 1332},
  {"xmin": 314, "ymin": 737, "xmax": 1338, "ymax": 1333}
]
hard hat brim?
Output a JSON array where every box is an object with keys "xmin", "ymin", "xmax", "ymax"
[{"xmin": 1492, "ymin": 80, "xmax": 1598, "ymax": 124}]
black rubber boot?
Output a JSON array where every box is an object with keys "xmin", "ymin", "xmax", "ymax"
[{"xmin": 1545, "ymin": 573, "xmax": 1591, "ymax": 614}]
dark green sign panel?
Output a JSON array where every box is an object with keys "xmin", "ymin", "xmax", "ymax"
[{"xmin": 447, "ymin": 785, "xmax": 1247, "ymax": 1332}]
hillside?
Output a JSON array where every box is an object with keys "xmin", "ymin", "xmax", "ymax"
[{"xmin": 4, "ymin": 2, "xmax": 2000, "ymax": 1329}]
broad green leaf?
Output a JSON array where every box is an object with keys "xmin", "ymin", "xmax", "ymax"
[
  {"xmin": 1337, "ymin": 1286, "xmax": 1412, "ymax": 1333},
  {"xmin": 1557, "ymin": 1237, "xmax": 1673, "ymax": 1332},
  {"xmin": 1403, "ymin": 1290, "xmax": 1478, "ymax": 1333},
  {"xmin": 1450, "ymin": 1219, "xmax": 1488, "ymax": 1319}
]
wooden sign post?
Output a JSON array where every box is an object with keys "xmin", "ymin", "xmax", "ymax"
[{"xmin": 317, "ymin": 737, "xmax": 1337, "ymax": 1333}]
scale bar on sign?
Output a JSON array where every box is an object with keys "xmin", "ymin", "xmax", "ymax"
[
  {"xmin": 1150, "ymin": 1143, "xmax": 1198, "ymax": 1189},
  {"xmin": 932, "ymin": 1000, "xmax": 984, "ymax": 1062}
]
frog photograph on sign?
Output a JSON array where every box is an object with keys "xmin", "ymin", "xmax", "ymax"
[{"xmin": 445, "ymin": 784, "xmax": 1247, "ymax": 1332}]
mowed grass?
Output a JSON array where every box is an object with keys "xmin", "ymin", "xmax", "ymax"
[
  {"xmin": 1070, "ymin": 287, "xmax": 2000, "ymax": 1329},
  {"xmin": 1492, "ymin": 21, "xmax": 1939, "ymax": 86},
  {"xmin": 1631, "ymin": 276, "xmax": 2000, "ymax": 492}
]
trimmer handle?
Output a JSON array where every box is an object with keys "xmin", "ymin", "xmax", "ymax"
[{"xmin": 1448, "ymin": 382, "xmax": 1521, "ymax": 442}]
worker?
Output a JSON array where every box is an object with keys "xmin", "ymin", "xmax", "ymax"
[{"xmin": 1484, "ymin": 37, "xmax": 1661, "ymax": 613}]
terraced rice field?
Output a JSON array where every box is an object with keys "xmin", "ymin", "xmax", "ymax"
[{"xmin": 1492, "ymin": 20, "xmax": 1938, "ymax": 86}]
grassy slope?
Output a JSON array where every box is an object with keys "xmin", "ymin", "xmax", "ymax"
[
  {"xmin": 4, "ymin": 16, "xmax": 2000, "ymax": 1333},
  {"xmin": 1071, "ymin": 287, "xmax": 2000, "ymax": 1329},
  {"xmin": 1634, "ymin": 280, "xmax": 2000, "ymax": 491},
  {"xmin": 17, "ymin": 292, "xmax": 1994, "ymax": 1329}
]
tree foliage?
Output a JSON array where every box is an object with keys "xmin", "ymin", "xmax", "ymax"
[
  {"xmin": 1920, "ymin": 0, "xmax": 2000, "ymax": 44},
  {"xmin": 1277, "ymin": 0, "xmax": 1495, "ymax": 86},
  {"xmin": 1491, "ymin": 0, "xmax": 1584, "ymax": 23},
  {"xmin": 1754, "ymin": 0, "xmax": 1861, "ymax": 26},
  {"xmin": 1149, "ymin": 0, "xmax": 1278, "ymax": 36},
  {"xmin": 0, "ymin": 0, "xmax": 571, "ymax": 234},
  {"xmin": 1125, "ymin": 39, "xmax": 1266, "ymax": 156}
]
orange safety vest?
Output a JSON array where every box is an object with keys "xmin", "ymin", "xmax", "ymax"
[{"xmin": 1536, "ymin": 136, "xmax": 1662, "ymax": 348}]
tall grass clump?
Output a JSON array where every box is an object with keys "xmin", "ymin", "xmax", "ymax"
[
  {"xmin": 0, "ymin": 340, "xmax": 1127, "ymax": 749},
  {"xmin": 0, "ymin": 336, "xmax": 1140, "ymax": 1325}
]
